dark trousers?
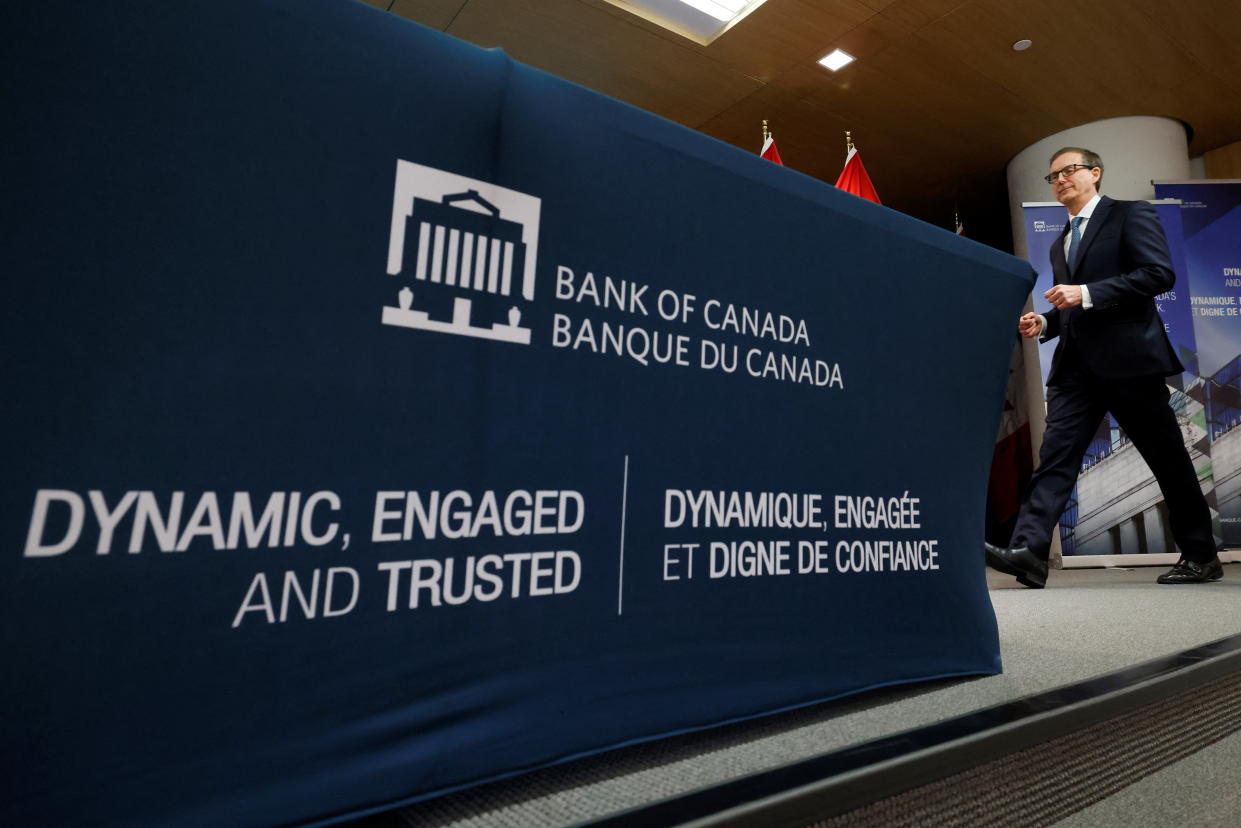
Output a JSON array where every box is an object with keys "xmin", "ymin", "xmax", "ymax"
[{"xmin": 1011, "ymin": 362, "xmax": 1215, "ymax": 563}]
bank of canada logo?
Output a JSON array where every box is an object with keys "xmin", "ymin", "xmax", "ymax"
[
  {"xmin": 1033, "ymin": 220, "xmax": 1046, "ymax": 231},
  {"xmin": 1032, "ymin": 220, "xmax": 1064, "ymax": 233},
  {"xmin": 383, "ymin": 160, "xmax": 541, "ymax": 345}
]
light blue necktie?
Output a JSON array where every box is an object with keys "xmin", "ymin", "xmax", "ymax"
[{"xmin": 1067, "ymin": 216, "xmax": 1084, "ymax": 273}]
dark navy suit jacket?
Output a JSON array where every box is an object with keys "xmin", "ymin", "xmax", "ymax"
[{"xmin": 1041, "ymin": 196, "xmax": 1182, "ymax": 383}]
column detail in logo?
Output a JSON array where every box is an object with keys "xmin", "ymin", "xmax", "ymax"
[{"xmin": 383, "ymin": 160, "xmax": 541, "ymax": 345}]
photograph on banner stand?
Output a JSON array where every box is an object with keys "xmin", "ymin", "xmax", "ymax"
[{"xmin": 1021, "ymin": 185, "xmax": 1241, "ymax": 559}]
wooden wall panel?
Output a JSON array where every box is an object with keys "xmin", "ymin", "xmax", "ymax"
[
  {"xmin": 1206, "ymin": 141, "xmax": 1241, "ymax": 179},
  {"xmin": 1131, "ymin": 0, "xmax": 1241, "ymax": 135},
  {"xmin": 374, "ymin": 0, "xmax": 1241, "ymax": 230},
  {"xmin": 435, "ymin": 0, "xmax": 764, "ymax": 126},
  {"xmin": 694, "ymin": 0, "xmax": 875, "ymax": 82},
  {"xmin": 389, "ymin": 0, "xmax": 466, "ymax": 30},
  {"xmin": 914, "ymin": 0, "xmax": 1094, "ymax": 136},
  {"xmin": 878, "ymin": 0, "xmax": 971, "ymax": 33}
]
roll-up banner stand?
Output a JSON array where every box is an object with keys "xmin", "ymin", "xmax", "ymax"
[
  {"xmin": 1022, "ymin": 196, "xmax": 1241, "ymax": 566},
  {"xmin": 1153, "ymin": 181, "xmax": 1241, "ymax": 547}
]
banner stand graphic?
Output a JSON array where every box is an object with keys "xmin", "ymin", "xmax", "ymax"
[
  {"xmin": 1154, "ymin": 180, "xmax": 1241, "ymax": 546},
  {"xmin": 1020, "ymin": 198, "xmax": 1237, "ymax": 565}
]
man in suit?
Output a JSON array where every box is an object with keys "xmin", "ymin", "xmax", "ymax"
[{"xmin": 985, "ymin": 147, "xmax": 1222, "ymax": 587}]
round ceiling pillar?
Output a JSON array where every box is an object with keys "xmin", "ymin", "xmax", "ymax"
[{"xmin": 1006, "ymin": 116, "xmax": 1190, "ymax": 259}]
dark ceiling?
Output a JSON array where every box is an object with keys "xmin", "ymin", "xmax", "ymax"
[{"xmin": 366, "ymin": 0, "xmax": 1241, "ymax": 248}]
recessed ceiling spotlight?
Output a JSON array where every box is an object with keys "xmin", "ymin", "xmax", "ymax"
[
  {"xmin": 1012, "ymin": 39, "xmax": 1033, "ymax": 51},
  {"xmin": 818, "ymin": 48, "xmax": 855, "ymax": 72}
]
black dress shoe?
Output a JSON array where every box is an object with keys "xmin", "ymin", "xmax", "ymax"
[
  {"xmin": 984, "ymin": 542, "xmax": 1048, "ymax": 589},
  {"xmin": 1157, "ymin": 557, "xmax": 1223, "ymax": 584}
]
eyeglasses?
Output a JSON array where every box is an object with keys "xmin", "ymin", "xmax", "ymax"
[{"xmin": 1044, "ymin": 164, "xmax": 1095, "ymax": 184}]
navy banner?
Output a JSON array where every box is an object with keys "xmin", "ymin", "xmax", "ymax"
[
  {"xmin": 2, "ymin": 2, "xmax": 1033, "ymax": 825},
  {"xmin": 1153, "ymin": 180, "xmax": 1241, "ymax": 543}
]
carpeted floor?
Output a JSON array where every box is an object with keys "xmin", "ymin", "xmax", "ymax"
[
  {"xmin": 1053, "ymin": 725, "xmax": 1241, "ymax": 827},
  {"xmin": 347, "ymin": 564, "xmax": 1241, "ymax": 827}
]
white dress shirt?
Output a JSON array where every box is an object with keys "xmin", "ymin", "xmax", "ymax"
[{"xmin": 1037, "ymin": 193, "xmax": 1100, "ymax": 337}]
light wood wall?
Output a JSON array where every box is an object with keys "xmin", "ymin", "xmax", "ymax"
[{"xmin": 1205, "ymin": 141, "xmax": 1241, "ymax": 179}]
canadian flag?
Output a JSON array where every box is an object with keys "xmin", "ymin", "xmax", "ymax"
[
  {"xmin": 986, "ymin": 338, "xmax": 1035, "ymax": 546},
  {"xmin": 834, "ymin": 146, "xmax": 880, "ymax": 204},
  {"xmin": 760, "ymin": 134, "xmax": 783, "ymax": 165}
]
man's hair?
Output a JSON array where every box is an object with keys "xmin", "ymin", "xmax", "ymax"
[{"xmin": 1049, "ymin": 146, "xmax": 1104, "ymax": 193}]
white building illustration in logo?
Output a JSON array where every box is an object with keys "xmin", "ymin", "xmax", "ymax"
[{"xmin": 383, "ymin": 160, "xmax": 541, "ymax": 344}]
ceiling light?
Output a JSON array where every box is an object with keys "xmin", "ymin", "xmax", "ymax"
[
  {"xmin": 602, "ymin": 0, "xmax": 770, "ymax": 45},
  {"xmin": 1012, "ymin": 39, "xmax": 1032, "ymax": 51},
  {"xmin": 818, "ymin": 49, "xmax": 855, "ymax": 72},
  {"xmin": 678, "ymin": 0, "xmax": 747, "ymax": 22}
]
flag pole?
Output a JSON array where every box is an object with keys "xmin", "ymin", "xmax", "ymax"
[
  {"xmin": 845, "ymin": 130, "xmax": 854, "ymax": 152},
  {"xmin": 762, "ymin": 119, "xmax": 769, "ymax": 142}
]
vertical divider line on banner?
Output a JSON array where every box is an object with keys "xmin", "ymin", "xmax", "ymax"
[{"xmin": 619, "ymin": 454, "xmax": 630, "ymax": 616}]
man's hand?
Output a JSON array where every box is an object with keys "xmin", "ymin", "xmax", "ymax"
[
  {"xmin": 1044, "ymin": 284, "xmax": 1083, "ymax": 309},
  {"xmin": 1019, "ymin": 312, "xmax": 1043, "ymax": 339}
]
